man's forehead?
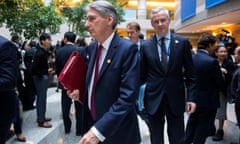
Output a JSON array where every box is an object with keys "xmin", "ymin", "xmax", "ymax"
[{"xmin": 87, "ymin": 8, "xmax": 100, "ymax": 15}]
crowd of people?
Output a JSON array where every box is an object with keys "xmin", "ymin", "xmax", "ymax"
[{"xmin": 1, "ymin": 0, "xmax": 240, "ymax": 144}]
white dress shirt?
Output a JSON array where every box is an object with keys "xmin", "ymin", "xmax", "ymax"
[{"xmin": 88, "ymin": 32, "xmax": 115, "ymax": 142}]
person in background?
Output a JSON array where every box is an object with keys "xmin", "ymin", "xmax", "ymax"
[
  {"xmin": 11, "ymin": 35, "xmax": 26, "ymax": 114},
  {"xmin": 230, "ymin": 46, "xmax": 240, "ymax": 144},
  {"xmin": 212, "ymin": 43, "xmax": 234, "ymax": 141},
  {"xmin": 9, "ymin": 89, "xmax": 26, "ymax": 142},
  {"xmin": 56, "ymin": 32, "xmax": 84, "ymax": 136},
  {"xmin": 0, "ymin": 35, "xmax": 18, "ymax": 143},
  {"xmin": 184, "ymin": 33, "xmax": 224, "ymax": 143},
  {"xmin": 75, "ymin": 37, "xmax": 88, "ymax": 47},
  {"xmin": 32, "ymin": 33, "xmax": 52, "ymax": 128},
  {"xmin": 126, "ymin": 21, "xmax": 149, "ymax": 127},
  {"xmin": 139, "ymin": 33, "xmax": 144, "ymax": 40},
  {"xmin": 68, "ymin": 1, "xmax": 141, "ymax": 144},
  {"xmin": 140, "ymin": 7, "xmax": 197, "ymax": 144},
  {"xmin": 23, "ymin": 40, "xmax": 37, "ymax": 110},
  {"xmin": 127, "ymin": 21, "xmax": 143, "ymax": 50}
]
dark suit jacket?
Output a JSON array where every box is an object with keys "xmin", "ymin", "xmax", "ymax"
[
  {"xmin": 0, "ymin": 35, "xmax": 18, "ymax": 121},
  {"xmin": 83, "ymin": 34, "xmax": 141, "ymax": 144},
  {"xmin": 140, "ymin": 33, "xmax": 197, "ymax": 116},
  {"xmin": 56, "ymin": 44, "xmax": 77, "ymax": 76},
  {"xmin": 220, "ymin": 58, "xmax": 234, "ymax": 96},
  {"xmin": 231, "ymin": 67, "xmax": 240, "ymax": 103},
  {"xmin": 192, "ymin": 50, "xmax": 224, "ymax": 109}
]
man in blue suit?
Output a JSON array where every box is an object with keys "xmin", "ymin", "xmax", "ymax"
[
  {"xmin": 56, "ymin": 32, "xmax": 83, "ymax": 136},
  {"xmin": 140, "ymin": 7, "xmax": 197, "ymax": 144},
  {"xmin": 68, "ymin": 1, "xmax": 141, "ymax": 144},
  {"xmin": 184, "ymin": 33, "xmax": 225, "ymax": 143},
  {"xmin": 0, "ymin": 35, "xmax": 18, "ymax": 143}
]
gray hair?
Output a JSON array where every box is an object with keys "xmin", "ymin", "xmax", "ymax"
[
  {"xmin": 85, "ymin": 0, "xmax": 118, "ymax": 29},
  {"xmin": 150, "ymin": 7, "xmax": 170, "ymax": 20}
]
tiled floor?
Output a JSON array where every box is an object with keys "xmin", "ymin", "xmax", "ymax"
[{"xmin": 6, "ymin": 87, "xmax": 240, "ymax": 144}]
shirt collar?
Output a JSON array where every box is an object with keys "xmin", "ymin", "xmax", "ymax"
[
  {"xmin": 156, "ymin": 31, "xmax": 171, "ymax": 41},
  {"xmin": 66, "ymin": 42, "xmax": 74, "ymax": 45},
  {"xmin": 99, "ymin": 32, "xmax": 115, "ymax": 50}
]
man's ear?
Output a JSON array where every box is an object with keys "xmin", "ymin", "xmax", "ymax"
[{"xmin": 107, "ymin": 15, "xmax": 114, "ymax": 26}]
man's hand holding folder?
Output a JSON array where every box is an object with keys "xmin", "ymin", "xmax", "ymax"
[{"xmin": 58, "ymin": 51, "xmax": 87, "ymax": 104}]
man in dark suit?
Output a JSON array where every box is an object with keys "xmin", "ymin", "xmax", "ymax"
[
  {"xmin": 68, "ymin": 1, "xmax": 140, "ymax": 144},
  {"xmin": 140, "ymin": 7, "xmax": 197, "ymax": 144},
  {"xmin": 55, "ymin": 32, "xmax": 83, "ymax": 136},
  {"xmin": 184, "ymin": 33, "xmax": 225, "ymax": 143},
  {"xmin": 230, "ymin": 46, "xmax": 240, "ymax": 144},
  {"xmin": 0, "ymin": 35, "xmax": 18, "ymax": 143},
  {"xmin": 126, "ymin": 21, "xmax": 149, "ymax": 126}
]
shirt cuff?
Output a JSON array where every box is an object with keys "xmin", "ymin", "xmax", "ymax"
[{"xmin": 91, "ymin": 126, "xmax": 106, "ymax": 142}]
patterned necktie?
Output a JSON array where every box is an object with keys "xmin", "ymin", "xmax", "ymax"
[
  {"xmin": 90, "ymin": 44, "xmax": 103, "ymax": 120},
  {"xmin": 160, "ymin": 37, "xmax": 168, "ymax": 71}
]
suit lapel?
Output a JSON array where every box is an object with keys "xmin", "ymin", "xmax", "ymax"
[
  {"xmin": 98, "ymin": 35, "xmax": 118, "ymax": 79},
  {"xmin": 167, "ymin": 33, "xmax": 176, "ymax": 72},
  {"xmin": 86, "ymin": 42, "xmax": 98, "ymax": 85},
  {"xmin": 86, "ymin": 35, "xmax": 118, "ymax": 85},
  {"xmin": 152, "ymin": 36, "xmax": 161, "ymax": 67}
]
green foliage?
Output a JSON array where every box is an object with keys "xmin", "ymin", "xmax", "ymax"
[
  {"xmin": 106, "ymin": 0, "xmax": 125, "ymax": 23},
  {"xmin": 0, "ymin": 0, "xmax": 125, "ymax": 39},
  {"xmin": 60, "ymin": 0, "xmax": 125, "ymax": 37},
  {"xmin": 60, "ymin": 0, "xmax": 88, "ymax": 36},
  {"xmin": 0, "ymin": 0, "xmax": 63, "ymax": 40}
]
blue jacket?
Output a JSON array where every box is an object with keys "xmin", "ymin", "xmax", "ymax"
[
  {"xmin": 192, "ymin": 50, "xmax": 224, "ymax": 109},
  {"xmin": 83, "ymin": 34, "xmax": 141, "ymax": 144},
  {"xmin": 140, "ymin": 33, "xmax": 197, "ymax": 115}
]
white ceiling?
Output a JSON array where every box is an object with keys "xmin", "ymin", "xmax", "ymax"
[{"xmin": 176, "ymin": 10, "xmax": 240, "ymax": 33}]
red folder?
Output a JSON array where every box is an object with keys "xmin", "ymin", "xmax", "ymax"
[{"xmin": 58, "ymin": 51, "xmax": 87, "ymax": 104}]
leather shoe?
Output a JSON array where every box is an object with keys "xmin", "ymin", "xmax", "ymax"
[
  {"xmin": 212, "ymin": 129, "xmax": 224, "ymax": 141},
  {"xmin": 38, "ymin": 121, "xmax": 52, "ymax": 128},
  {"xmin": 17, "ymin": 134, "xmax": 26, "ymax": 142}
]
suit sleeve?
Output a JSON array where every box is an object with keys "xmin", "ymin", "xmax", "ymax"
[
  {"xmin": 0, "ymin": 41, "xmax": 18, "ymax": 91},
  {"xmin": 94, "ymin": 43, "xmax": 140, "ymax": 138},
  {"xmin": 182, "ymin": 39, "xmax": 198, "ymax": 102},
  {"xmin": 140, "ymin": 42, "xmax": 148, "ymax": 84},
  {"xmin": 55, "ymin": 49, "xmax": 61, "ymax": 76}
]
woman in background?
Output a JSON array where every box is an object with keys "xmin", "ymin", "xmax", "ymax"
[{"xmin": 212, "ymin": 43, "xmax": 234, "ymax": 141}]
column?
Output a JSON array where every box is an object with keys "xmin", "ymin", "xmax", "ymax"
[{"xmin": 138, "ymin": 0, "xmax": 147, "ymax": 19}]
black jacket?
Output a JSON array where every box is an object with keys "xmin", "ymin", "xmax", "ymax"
[{"xmin": 32, "ymin": 45, "xmax": 49, "ymax": 76}]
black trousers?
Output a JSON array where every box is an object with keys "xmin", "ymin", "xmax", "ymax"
[
  {"xmin": 23, "ymin": 69, "xmax": 36, "ymax": 110},
  {"xmin": 148, "ymin": 96, "xmax": 184, "ymax": 144},
  {"xmin": 13, "ymin": 97, "xmax": 22, "ymax": 134},
  {"xmin": 61, "ymin": 89, "xmax": 83, "ymax": 135},
  {"xmin": 185, "ymin": 107, "xmax": 217, "ymax": 144},
  {"xmin": 0, "ymin": 91, "xmax": 16, "ymax": 144},
  {"xmin": 235, "ymin": 103, "xmax": 240, "ymax": 128}
]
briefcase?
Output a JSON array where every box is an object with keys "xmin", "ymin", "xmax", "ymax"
[{"xmin": 58, "ymin": 51, "xmax": 87, "ymax": 104}]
